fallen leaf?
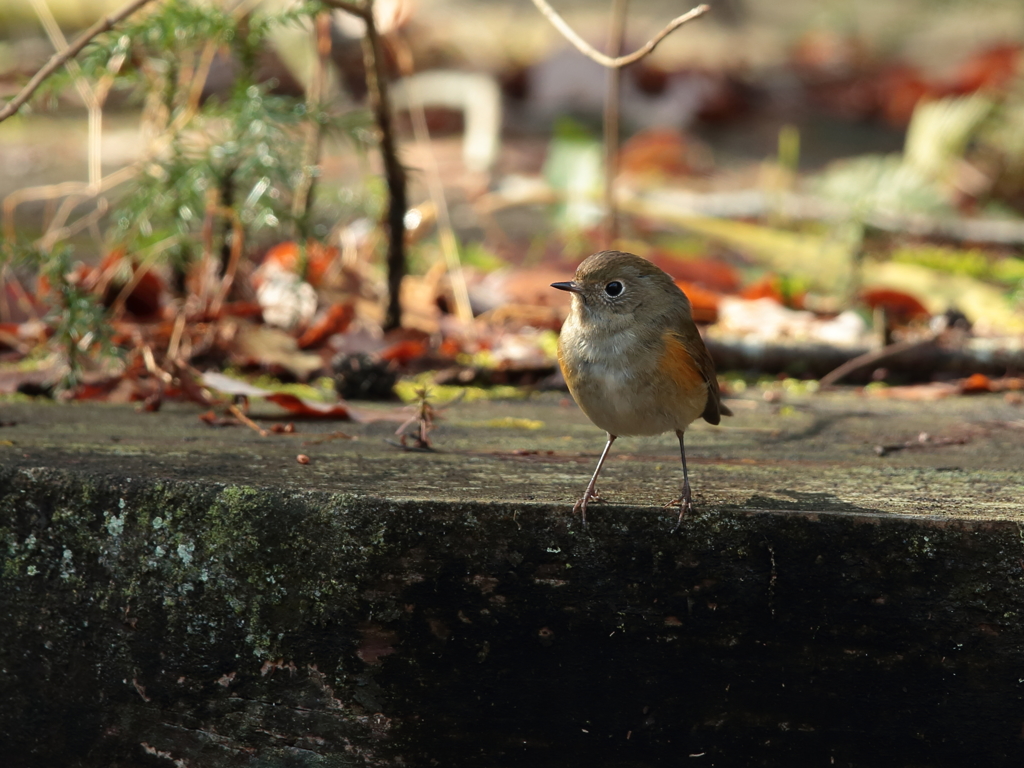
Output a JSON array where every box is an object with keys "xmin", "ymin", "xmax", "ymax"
[
  {"xmin": 944, "ymin": 44, "xmax": 1021, "ymax": 96},
  {"xmin": 380, "ymin": 338, "xmax": 428, "ymax": 364},
  {"xmin": 960, "ymin": 373, "xmax": 994, "ymax": 393},
  {"xmin": 199, "ymin": 371, "xmax": 274, "ymax": 398},
  {"xmin": 741, "ymin": 276, "xmax": 805, "ymax": 309},
  {"xmin": 228, "ymin": 321, "xmax": 324, "ymax": 380},
  {"xmin": 98, "ymin": 249, "xmax": 165, "ymax": 320},
  {"xmin": 220, "ymin": 301, "xmax": 264, "ymax": 319},
  {"xmin": 651, "ymin": 252, "xmax": 740, "ymax": 293},
  {"xmin": 199, "ymin": 410, "xmax": 236, "ymax": 427},
  {"xmin": 861, "ymin": 288, "xmax": 930, "ymax": 323},
  {"xmin": 675, "ymin": 281, "xmax": 720, "ymax": 323},
  {"xmin": 199, "ymin": 371, "xmax": 359, "ymax": 420},
  {"xmin": 266, "ymin": 392, "xmax": 357, "ymax": 420},
  {"xmin": 0, "ymin": 363, "xmax": 60, "ymax": 395},
  {"xmin": 867, "ymin": 382, "xmax": 959, "ymax": 401},
  {"xmin": 618, "ymin": 198, "xmax": 856, "ymax": 295},
  {"xmin": 260, "ymin": 240, "xmax": 339, "ymax": 287},
  {"xmin": 715, "ymin": 296, "xmax": 868, "ymax": 345},
  {"xmin": 864, "ymin": 260, "xmax": 1024, "ymax": 334},
  {"xmin": 298, "ymin": 303, "xmax": 354, "ymax": 349},
  {"xmin": 876, "ymin": 63, "xmax": 932, "ymax": 126},
  {"xmin": 618, "ymin": 128, "xmax": 694, "ymax": 179}
]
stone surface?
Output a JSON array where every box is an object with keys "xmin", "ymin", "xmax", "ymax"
[{"xmin": 1, "ymin": 391, "xmax": 1023, "ymax": 767}]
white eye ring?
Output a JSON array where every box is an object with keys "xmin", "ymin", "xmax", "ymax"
[{"xmin": 605, "ymin": 281, "xmax": 623, "ymax": 297}]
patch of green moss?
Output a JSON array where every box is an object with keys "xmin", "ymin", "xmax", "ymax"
[
  {"xmin": 892, "ymin": 244, "xmax": 1024, "ymax": 286},
  {"xmin": 394, "ymin": 375, "xmax": 530, "ymax": 405}
]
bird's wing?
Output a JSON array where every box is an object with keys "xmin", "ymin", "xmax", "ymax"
[{"xmin": 670, "ymin": 324, "xmax": 732, "ymax": 425}]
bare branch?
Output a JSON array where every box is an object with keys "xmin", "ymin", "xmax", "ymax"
[
  {"xmin": 323, "ymin": 0, "xmax": 408, "ymax": 330},
  {"xmin": 602, "ymin": 0, "xmax": 629, "ymax": 246},
  {"xmin": 291, "ymin": 11, "xmax": 333, "ymax": 227},
  {"xmin": 530, "ymin": 0, "xmax": 708, "ymax": 69},
  {"xmin": 0, "ymin": 0, "xmax": 156, "ymax": 125},
  {"xmin": 818, "ymin": 336, "xmax": 939, "ymax": 389}
]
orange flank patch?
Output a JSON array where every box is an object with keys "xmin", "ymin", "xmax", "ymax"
[{"xmin": 659, "ymin": 332, "xmax": 707, "ymax": 401}]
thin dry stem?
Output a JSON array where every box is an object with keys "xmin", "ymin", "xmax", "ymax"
[
  {"xmin": 108, "ymin": 235, "xmax": 181, "ymax": 318},
  {"xmin": 602, "ymin": 0, "xmax": 628, "ymax": 247},
  {"xmin": 819, "ymin": 336, "xmax": 939, "ymax": 389},
  {"xmin": 39, "ymin": 197, "xmax": 109, "ymax": 251},
  {"xmin": 0, "ymin": 0, "xmax": 162, "ymax": 124},
  {"xmin": 167, "ymin": 310, "xmax": 186, "ymax": 362},
  {"xmin": 323, "ymin": 0, "xmax": 408, "ymax": 330},
  {"xmin": 291, "ymin": 11, "xmax": 332, "ymax": 224},
  {"xmin": 229, "ymin": 403, "xmax": 270, "ymax": 437},
  {"xmin": 529, "ymin": 0, "xmax": 708, "ymax": 69},
  {"xmin": 2, "ymin": 166, "xmax": 136, "ymax": 242},
  {"xmin": 210, "ymin": 209, "xmax": 245, "ymax": 318},
  {"xmin": 3, "ymin": 34, "xmax": 216, "ymax": 245},
  {"xmin": 393, "ymin": 36, "xmax": 475, "ymax": 325},
  {"xmin": 0, "ymin": 266, "xmax": 40, "ymax": 322},
  {"xmin": 29, "ymin": 0, "xmax": 105, "ymax": 187}
]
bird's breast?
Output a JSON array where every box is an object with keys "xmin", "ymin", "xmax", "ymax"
[{"xmin": 558, "ymin": 320, "xmax": 705, "ymax": 436}]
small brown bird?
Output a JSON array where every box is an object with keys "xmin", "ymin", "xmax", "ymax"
[{"xmin": 552, "ymin": 250, "xmax": 731, "ymax": 524}]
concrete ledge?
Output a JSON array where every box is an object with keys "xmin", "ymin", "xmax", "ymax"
[{"xmin": 2, "ymin": 394, "xmax": 1023, "ymax": 766}]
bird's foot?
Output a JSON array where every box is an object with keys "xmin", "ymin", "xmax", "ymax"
[
  {"xmin": 572, "ymin": 487, "xmax": 604, "ymax": 525},
  {"xmin": 664, "ymin": 485, "xmax": 694, "ymax": 532}
]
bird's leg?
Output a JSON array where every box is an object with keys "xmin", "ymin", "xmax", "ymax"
[
  {"xmin": 665, "ymin": 429, "xmax": 693, "ymax": 529},
  {"xmin": 573, "ymin": 433, "xmax": 616, "ymax": 525}
]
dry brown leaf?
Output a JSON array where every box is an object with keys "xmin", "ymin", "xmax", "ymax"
[
  {"xmin": 867, "ymin": 383, "xmax": 959, "ymax": 401},
  {"xmin": 228, "ymin": 321, "xmax": 323, "ymax": 380}
]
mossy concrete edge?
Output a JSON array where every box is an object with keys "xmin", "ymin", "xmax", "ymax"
[{"xmin": 3, "ymin": 463, "xmax": 1024, "ymax": 767}]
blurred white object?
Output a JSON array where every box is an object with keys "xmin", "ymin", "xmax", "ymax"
[
  {"xmin": 333, "ymin": 0, "xmax": 417, "ymax": 36},
  {"xmin": 390, "ymin": 70, "xmax": 502, "ymax": 173},
  {"xmin": 717, "ymin": 297, "xmax": 868, "ymax": 347},
  {"xmin": 255, "ymin": 266, "xmax": 318, "ymax": 330},
  {"xmin": 522, "ymin": 50, "xmax": 718, "ymax": 131}
]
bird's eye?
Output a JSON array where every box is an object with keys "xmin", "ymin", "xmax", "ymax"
[{"xmin": 605, "ymin": 281, "xmax": 623, "ymax": 297}]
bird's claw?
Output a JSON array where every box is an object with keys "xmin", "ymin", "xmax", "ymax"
[
  {"xmin": 572, "ymin": 488, "xmax": 604, "ymax": 525},
  {"xmin": 665, "ymin": 483, "xmax": 694, "ymax": 532}
]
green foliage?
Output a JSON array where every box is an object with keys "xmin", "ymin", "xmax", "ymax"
[
  {"xmin": 1, "ymin": 240, "xmax": 118, "ymax": 391},
  {"xmin": 892, "ymin": 244, "xmax": 1024, "ymax": 287},
  {"xmin": 41, "ymin": 0, "xmax": 370, "ymax": 268}
]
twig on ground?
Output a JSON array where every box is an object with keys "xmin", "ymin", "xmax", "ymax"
[
  {"xmin": 392, "ymin": 385, "xmax": 436, "ymax": 450},
  {"xmin": 228, "ymin": 403, "xmax": 270, "ymax": 437},
  {"xmin": 819, "ymin": 336, "xmax": 939, "ymax": 389},
  {"xmin": 302, "ymin": 430, "xmax": 356, "ymax": 446},
  {"xmin": 875, "ymin": 432, "xmax": 971, "ymax": 457}
]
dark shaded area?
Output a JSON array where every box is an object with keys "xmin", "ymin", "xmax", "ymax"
[
  {"xmin": 707, "ymin": 337, "xmax": 1024, "ymax": 382},
  {"xmin": 3, "ymin": 459, "xmax": 1024, "ymax": 768}
]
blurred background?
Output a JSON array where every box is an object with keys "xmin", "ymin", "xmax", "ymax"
[{"xmin": 1, "ymin": 0, "xmax": 1023, "ymax": 409}]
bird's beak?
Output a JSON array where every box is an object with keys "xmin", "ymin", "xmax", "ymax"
[{"xmin": 551, "ymin": 281, "xmax": 582, "ymax": 294}]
